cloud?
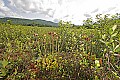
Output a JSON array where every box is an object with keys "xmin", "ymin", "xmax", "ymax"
[
  {"xmin": 8, "ymin": 0, "xmax": 58, "ymax": 15},
  {"xmin": 84, "ymin": 14, "xmax": 91, "ymax": 18},
  {"xmin": 58, "ymin": 0, "xmax": 63, "ymax": 5},
  {"xmin": 1, "ymin": 0, "xmax": 120, "ymax": 25},
  {"xmin": 53, "ymin": 18, "xmax": 59, "ymax": 23},
  {"xmin": 102, "ymin": 7, "xmax": 117, "ymax": 14},
  {"xmin": 0, "ymin": 8, "xmax": 9, "ymax": 14},
  {"xmin": 0, "ymin": 0, "xmax": 22, "ymax": 18},
  {"xmin": 0, "ymin": 0, "xmax": 11, "ymax": 16},
  {"xmin": 7, "ymin": 0, "xmax": 60, "ymax": 20},
  {"xmin": 91, "ymin": 8, "xmax": 99, "ymax": 13}
]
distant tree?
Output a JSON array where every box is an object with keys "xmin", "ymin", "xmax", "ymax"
[
  {"xmin": 58, "ymin": 20, "xmax": 73, "ymax": 28},
  {"xmin": 95, "ymin": 14, "xmax": 111, "ymax": 29},
  {"xmin": 111, "ymin": 13, "xmax": 120, "ymax": 20},
  {"xmin": 7, "ymin": 20, "xmax": 12, "ymax": 25},
  {"xmin": 83, "ymin": 18, "xmax": 94, "ymax": 29}
]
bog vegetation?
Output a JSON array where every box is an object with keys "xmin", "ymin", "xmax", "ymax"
[{"xmin": 0, "ymin": 14, "xmax": 120, "ymax": 80}]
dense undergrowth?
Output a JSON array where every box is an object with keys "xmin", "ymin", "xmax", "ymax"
[{"xmin": 0, "ymin": 14, "xmax": 120, "ymax": 80}]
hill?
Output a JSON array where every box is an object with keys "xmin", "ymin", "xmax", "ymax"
[{"xmin": 0, "ymin": 17, "xmax": 58, "ymax": 27}]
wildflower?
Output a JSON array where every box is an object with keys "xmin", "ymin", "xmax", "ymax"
[
  {"xmin": 51, "ymin": 32, "xmax": 56, "ymax": 37},
  {"xmin": 56, "ymin": 36, "xmax": 59, "ymax": 39},
  {"xmin": 34, "ymin": 33, "xmax": 38, "ymax": 36},
  {"xmin": 48, "ymin": 32, "xmax": 52, "ymax": 35},
  {"xmin": 92, "ymin": 42, "xmax": 95, "ymax": 44},
  {"xmin": 43, "ymin": 34, "xmax": 46, "ymax": 37},
  {"xmin": 105, "ymin": 53, "xmax": 108, "ymax": 58},
  {"xmin": 90, "ymin": 34, "xmax": 94, "ymax": 38},
  {"xmin": 85, "ymin": 37, "xmax": 90, "ymax": 41},
  {"xmin": 43, "ymin": 41, "xmax": 46, "ymax": 44},
  {"xmin": 53, "ymin": 32, "xmax": 56, "ymax": 35}
]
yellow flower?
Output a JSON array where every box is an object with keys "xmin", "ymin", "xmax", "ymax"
[{"xmin": 92, "ymin": 42, "xmax": 95, "ymax": 45}]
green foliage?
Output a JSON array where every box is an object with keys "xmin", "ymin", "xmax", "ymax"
[
  {"xmin": 82, "ymin": 13, "xmax": 120, "ymax": 29},
  {"xmin": 83, "ymin": 18, "xmax": 94, "ymax": 28},
  {"xmin": 0, "ymin": 14, "xmax": 120, "ymax": 79}
]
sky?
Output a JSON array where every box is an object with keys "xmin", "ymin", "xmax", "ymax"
[{"xmin": 0, "ymin": 0, "xmax": 120, "ymax": 25}]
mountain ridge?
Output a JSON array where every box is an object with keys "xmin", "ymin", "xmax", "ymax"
[{"xmin": 0, "ymin": 17, "xmax": 58, "ymax": 27}]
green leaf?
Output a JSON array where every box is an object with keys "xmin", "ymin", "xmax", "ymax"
[
  {"xmin": 14, "ymin": 68, "xmax": 18, "ymax": 75},
  {"xmin": 0, "ymin": 61, "xmax": 3, "ymax": 68},
  {"xmin": 95, "ymin": 76, "xmax": 99, "ymax": 80},
  {"xmin": 111, "ymin": 32, "xmax": 118, "ymax": 38},
  {"xmin": 114, "ymin": 45, "xmax": 120, "ymax": 51},
  {"xmin": 102, "ymin": 34, "xmax": 106, "ymax": 39},
  {"xmin": 0, "ymin": 68, "xmax": 6, "ymax": 76},
  {"xmin": 95, "ymin": 60, "xmax": 100, "ymax": 67},
  {"xmin": 7, "ymin": 43, "xmax": 11, "ymax": 47},
  {"xmin": 115, "ymin": 47, "xmax": 120, "ymax": 52},
  {"xmin": 112, "ymin": 25, "xmax": 117, "ymax": 32},
  {"xmin": 100, "ymin": 39, "xmax": 106, "ymax": 44},
  {"xmin": 2, "ymin": 60, "xmax": 8, "ymax": 68},
  {"xmin": 112, "ymin": 71, "xmax": 117, "ymax": 76}
]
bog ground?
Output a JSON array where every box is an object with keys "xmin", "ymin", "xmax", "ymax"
[{"xmin": 0, "ymin": 14, "xmax": 120, "ymax": 80}]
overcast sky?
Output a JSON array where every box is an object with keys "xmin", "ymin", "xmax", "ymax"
[{"xmin": 0, "ymin": 0, "xmax": 120, "ymax": 25}]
